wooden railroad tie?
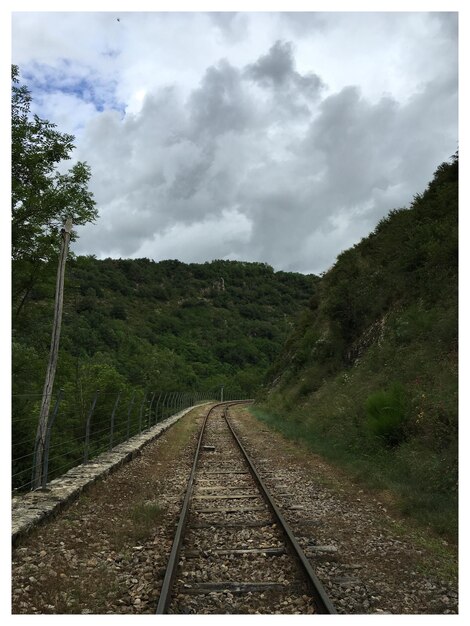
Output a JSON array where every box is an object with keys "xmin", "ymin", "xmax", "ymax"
[
  {"xmin": 190, "ymin": 520, "xmax": 274, "ymax": 529},
  {"xmin": 185, "ymin": 547, "xmax": 286, "ymax": 558},
  {"xmin": 180, "ymin": 582, "xmax": 299, "ymax": 595},
  {"xmin": 193, "ymin": 494, "xmax": 259, "ymax": 500},
  {"xmin": 194, "ymin": 506, "xmax": 266, "ymax": 513}
]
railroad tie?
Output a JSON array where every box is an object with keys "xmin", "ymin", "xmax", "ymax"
[
  {"xmin": 193, "ymin": 494, "xmax": 259, "ymax": 500},
  {"xmin": 180, "ymin": 582, "xmax": 301, "ymax": 595},
  {"xmin": 156, "ymin": 402, "xmax": 336, "ymax": 615},
  {"xmin": 185, "ymin": 547, "xmax": 286, "ymax": 558},
  {"xmin": 194, "ymin": 505, "xmax": 266, "ymax": 513},
  {"xmin": 190, "ymin": 520, "xmax": 274, "ymax": 529}
]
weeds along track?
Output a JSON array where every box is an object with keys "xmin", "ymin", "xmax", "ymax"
[{"xmin": 156, "ymin": 403, "xmax": 336, "ymax": 614}]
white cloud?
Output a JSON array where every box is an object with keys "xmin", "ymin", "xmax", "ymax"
[
  {"xmin": 94, "ymin": 208, "xmax": 253, "ymax": 264},
  {"xmin": 12, "ymin": 11, "xmax": 458, "ymax": 274},
  {"xmin": 30, "ymin": 90, "xmax": 99, "ymax": 136}
]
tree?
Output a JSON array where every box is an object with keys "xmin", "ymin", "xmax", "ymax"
[{"xmin": 11, "ymin": 65, "xmax": 97, "ymax": 317}]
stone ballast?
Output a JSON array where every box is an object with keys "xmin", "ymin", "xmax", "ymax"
[{"xmin": 12, "ymin": 405, "xmax": 204, "ymax": 544}]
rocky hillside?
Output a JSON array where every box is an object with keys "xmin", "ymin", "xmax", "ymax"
[{"xmin": 258, "ymin": 155, "xmax": 458, "ymax": 539}]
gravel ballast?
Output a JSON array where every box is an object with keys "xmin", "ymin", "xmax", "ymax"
[{"xmin": 11, "ymin": 403, "xmax": 458, "ymax": 614}]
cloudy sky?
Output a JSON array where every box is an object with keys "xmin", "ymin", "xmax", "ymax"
[{"xmin": 11, "ymin": 8, "xmax": 458, "ymax": 275}]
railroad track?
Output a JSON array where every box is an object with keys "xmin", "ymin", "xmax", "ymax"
[{"xmin": 156, "ymin": 402, "xmax": 336, "ymax": 614}]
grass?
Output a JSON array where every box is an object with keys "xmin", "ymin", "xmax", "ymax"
[
  {"xmin": 244, "ymin": 403, "xmax": 457, "ymax": 585},
  {"xmin": 45, "ymin": 563, "xmax": 122, "ymax": 614},
  {"xmin": 381, "ymin": 517, "xmax": 457, "ymax": 581},
  {"xmin": 255, "ymin": 322, "xmax": 458, "ymax": 543},
  {"xmin": 128, "ymin": 500, "xmax": 165, "ymax": 542},
  {"xmin": 106, "ymin": 409, "xmax": 201, "ymax": 549}
]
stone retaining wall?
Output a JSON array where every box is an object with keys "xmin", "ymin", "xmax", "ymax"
[{"xmin": 12, "ymin": 404, "xmax": 205, "ymax": 544}]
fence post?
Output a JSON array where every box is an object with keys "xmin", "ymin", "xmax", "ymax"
[
  {"xmin": 109, "ymin": 392, "xmax": 121, "ymax": 451},
  {"xmin": 165, "ymin": 392, "xmax": 174, "ymax": 419},
  {"xmin": 160, "ymin": 392, "xmax": 169, "ymax": 422},
  {"xmin": 126, "ymin": 392, "xmax": 136, "ymax": 440},
  {"xmin": 154, "ymin": 392, "xmax": 163, "ymax": 424},
  {"xmin": 83, "ymin": 391, "xmax": 99, "ymax": 464},
  {"xmin": 138, "ymin": 392, "xmax": 148, "ymax": 433},
  {"xmin": 147, "ymin": 392, "xmax": 156, "ymax": 428},
  {"xmin": 170, "ymin": 392, "xmax": 177, "ymax": 416},
  {"xmin": 34, "ymin": 218, "xmax": 73, "ymax": 490},
  {"xmin": 41, "ymin": 388, "xmax": 63, "ymax": 489},
  {"xmin": 163, "ymin": 392, "xmax": 171, "ymax": 419},
  {"xmin": 31, "ymin": 413, "xmax": 42, "ymax": 490},
  {"xmin": 29, "ymin": 390, "xmax": 63, "ymax": 490}
]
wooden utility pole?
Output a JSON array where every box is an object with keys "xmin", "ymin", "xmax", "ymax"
[{"xmin": 33, "ymin": 217, "xmax": 73, "ymax": 489}]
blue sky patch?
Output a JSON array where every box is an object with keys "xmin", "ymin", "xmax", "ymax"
[{"xmin": 21, "ymin": 59, "xmax": 124, "ymax": 117}]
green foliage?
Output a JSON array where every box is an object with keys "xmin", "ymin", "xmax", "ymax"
[
  {"xmin": 12, "ymin": 65, "xmax": 97, "ymax": 317},
  {"xmin": 12, "ymin": 254, "xmax": 315, "ymax": 489},
  {"xmin": 12, "ymin": 257, "xmax": 316, "ymax": 398},
  {"xmin": 12, "ymin": 342, "xmax": 42, "ymax": 395},
  {"xmin": 260, "ymin": 156, "xmax": 458, "ymax": 539},
  {"xmin": 365, "ymin": 383, "xmax": 408, "ymax": 447},
  {"xmin": 131, "ymin": 501, "xmax": 164, "ymax": 525}
]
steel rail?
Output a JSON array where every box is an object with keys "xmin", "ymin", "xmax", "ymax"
[
  {"xmin": 155, "ymin": 400, "xmax": 335, "ymax": 614},
  {"xmin": 155, "ymin": 400, "xmax": 250, "ymax": 614},
  {"xmin": 223, "ymin": 406, "xmax": 337, "ymax": 614}
]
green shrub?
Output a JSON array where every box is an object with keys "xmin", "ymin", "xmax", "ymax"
[
  {"xmin": 131, "ymin": 500, "xmax": 163, "ymax": 525},
  {"xmin": 365, "ymin": 383, "xmax": 408, "ymax": 447}
]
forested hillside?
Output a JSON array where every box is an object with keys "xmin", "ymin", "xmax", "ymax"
[
  {"xmin": 258, "ymin": 155, "xmax": 458, "ymax": 538},
  {"xmin": 11, "ymin": 64, "xmax": 458, "ymax": 539},
  {"xmin": 13, "ymin": 258, "xmax": 317, "ymax": 398}
]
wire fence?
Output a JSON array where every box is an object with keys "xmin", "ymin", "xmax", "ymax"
[{"xmin": 12, "ymin": 388, "xmax": 245, "ymax": 493}]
